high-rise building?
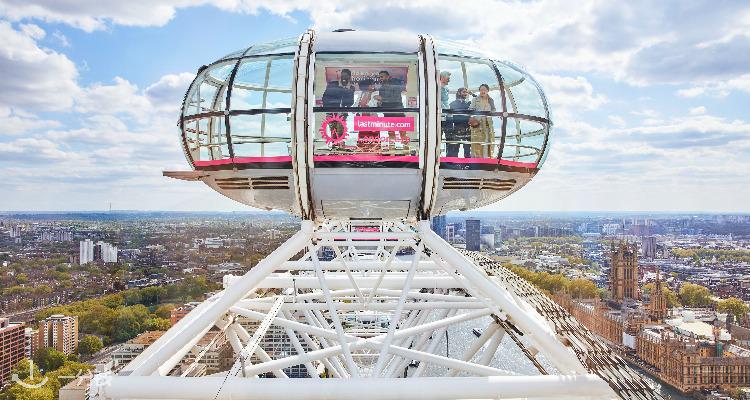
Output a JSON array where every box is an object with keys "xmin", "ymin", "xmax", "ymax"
[
  {"xmin": 9, "ymin": 225, "xmax": 22, "ymax": 238},
  {"xmin": 602, "ymin": 224, "xmax": 620, "ymax": 236},
  {"xmin": 39, "ymin": 314, "xmax": 79, "ymax": 355},
  {"xmin": 0, "ymin": 318, "xmax": 25, "ymax": 384},
  {"xmin": 97, "ymin": 241, "xmax": 118, "ymax": 263},
  {"xmin": 445, "ymin": 224, "xmax": 456, "ymax": 243},
  {"xmin": 609, "ymin": 242, "xmax": 639, "ymax": 302},
  {"xmin": 80, "ymin": 239, "xmax": 94, "ymax": 265},
  {"xmin": 23, "ymin": 327, "xmax": 38, "ymax": 359},
  {"xmin": 80, "ymin": 240, "xmax": 118, "ymax": 264},
  {"xmin": 431, "ymin": 215, "xmax": 447, "ymax": 240},
  {"xmin": 41, "ymin": 230, "xmax": 73, "ymax": 242},
  {"xmin": 642, "ymin": 236, "xmax": 657, "ymax": 259},
  {"xmin": 465, "ymin": 219, "xmax": 481, "ymax": 251}
]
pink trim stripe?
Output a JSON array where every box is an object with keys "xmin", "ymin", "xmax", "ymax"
[
  {"xmin": 232, "ymin": 156, "xmax": 293, "ymax": 164},
  {"xmin": 313, "ymin": 155, "xmax": 420, "ymax": 163},
  {"xmin": 194, "ymin": 156, "xmax": 293, "ymax": 167},
  {"xmin": 194, "ymin": 159, "xmax": 233, "ymax": 167},
  {"xmin": 440, "ymin": 157, "xmax": 537, "ymax": 169}
]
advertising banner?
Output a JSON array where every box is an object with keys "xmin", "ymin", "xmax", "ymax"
[{"xmin": 354, "ymin": 116, "xmax": 415, "ymax": 132}]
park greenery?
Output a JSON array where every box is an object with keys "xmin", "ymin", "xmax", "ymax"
[
  {"xmin": 671, "ymin": 248, "xmax": 750, "ymax": 263},
  {"xmin": 503, "ymin": 263, "xmax": 600, "ymax": 299},
  {"xmin": 678, "ymin": 283, "xmax": 714, "ymax": 307},
  {"xmin": 717, "ymin": 297, "xmax": 750, "ymax": 320},
  {"xmin": 34, "ymin": 276, "xmax": 215, "ymax": 344}
]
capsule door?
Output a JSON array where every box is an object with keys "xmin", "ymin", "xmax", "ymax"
[{"xmin": 306, "ymin": 47, "xmax": 427, "ymax": 220}]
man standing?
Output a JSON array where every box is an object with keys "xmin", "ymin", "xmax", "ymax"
[
  {"xmin": 446, "ymin": 88, "xmax": 472, "ymax": 158},
  {"xmin": 439, "ymin": 71, "xmax": 451, "ymax": 109},
  {"xmin": 322, "ymin": 68, "xmax": 354, "ymax": 108},
  {"xmin": 375, "ymin": 70, "xmax": 406, "ymax": 151}
]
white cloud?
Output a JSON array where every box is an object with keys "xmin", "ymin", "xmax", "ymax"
[
  {"xmin": 608, "ymin": 115, "xmax": 626, "ymax": 128},
  {"xmin": 0, "ymin": 107, "xmax": 60, "ymax": 136},
  {"xmin": 689, "ymin": 106, "xmax": 706, "ymax": 115},
  {"xmin": 75, "ymin": 77, "xmax": 151, "ymax": 120},
  {"xmin": 536, "ymin": 74, "xmax": 607, "ymax": 112},
  {"xmin": 52, "ymin": 30, "xmax": 70, "ymax": 47},
  {"xmin": 0, "ymin": 21, "xmax": 79, "ymax": 111},
  {"xmin": 677, "ymin": 74, "xmax": 750, "ymax": 98},
  {"xmin": 145, "ymin": 72, "xmax": 195, "ymax": 110}
]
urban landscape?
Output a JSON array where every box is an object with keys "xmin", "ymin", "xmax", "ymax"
[{"xmin": 0, "ymin": 212, "xmax": 748, "ymax": 399}]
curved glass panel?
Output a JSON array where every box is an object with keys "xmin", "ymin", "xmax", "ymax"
[
  {"xmin": 435, "ymin": 39, "xmax": 487, "ymax": 59},
  {"xmin": 219, "ymin": 47, "xmax": 250, "ymax": 61},
  {"xmin": 183, "ymin": 115, "xmax": 229, "ymax": 162},
  {"xmin": 229, "ymin": 55, "xmax": 294, "ymax": 158},
  {"xmin": 437, "ymin": 55, "xmax": 504, "ymax": 160},
  {"xmin": 502, "ymin": 119, "xmax": 547, "ymax": 163},
  {"xmin": 494, "ymin": 61, "xmax": 548, "ymax": 119},
  {"xmin": 182, "ymin": 61, "xmax": 234, "ymax": 117},
  {"xmin": 244, "ymin": 37, "xmax": 298, "ymax": 56}
]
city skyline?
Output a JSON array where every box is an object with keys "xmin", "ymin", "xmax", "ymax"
[{"xmin": 1, "ymin": 1, "xmax": 749, "ymax": 212}]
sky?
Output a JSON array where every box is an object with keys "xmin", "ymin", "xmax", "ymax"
[{"xmin": 0, "ymin": 1, "xmax": 749, "ymax": 212}]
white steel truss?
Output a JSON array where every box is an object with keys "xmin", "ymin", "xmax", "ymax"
[{"xmin": 90, "ymin": 220, "xmax": 617, "ymax": 400}]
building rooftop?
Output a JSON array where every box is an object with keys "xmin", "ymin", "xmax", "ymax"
[{"xmin": 128, "ymin": 331, "xmax": 166, "ymax": 345}]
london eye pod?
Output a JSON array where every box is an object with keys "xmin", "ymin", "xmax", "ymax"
[{"xmin": 166, "ymin": 30, "xmax": 551, "ymax": 220}]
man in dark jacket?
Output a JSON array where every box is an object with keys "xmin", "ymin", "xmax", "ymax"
[
  {"xmin": 446, "ymin": 88, "xmax": 471, "ymax": 158},
  {"xmin": 322, "ymin": 69, "xmax": 354, "ymax": 108}
]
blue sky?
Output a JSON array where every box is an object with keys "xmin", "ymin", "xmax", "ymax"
[{"xmin": 0, "ymin": 1, "xmax": 749, "ymax": 212}]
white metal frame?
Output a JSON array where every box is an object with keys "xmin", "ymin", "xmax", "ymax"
[{"xmin": 90, "ymin": 221, "xmax": 616, "ymax": 400}]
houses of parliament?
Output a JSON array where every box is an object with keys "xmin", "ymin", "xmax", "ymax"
[{"xmin": 553, "ymin": 241, "xmax": 750, "ymax": 395}]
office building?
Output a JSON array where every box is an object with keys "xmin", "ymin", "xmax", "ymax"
[
  {"xmin": 446, "ymin": 224, "xmax": 456, "ymax": 242},
  {"xmin": 431, "ymin": 215, "xmax": 447, "ymax": 240},
  {"xmin": 642, "ymin": 236, "xmax": 657, "ymax": 259},
  {"xmin": 39, "ymin": 314, "xmax": 79, "ymax": 355},
  {"xmin": 465, "ymin": 219, "xmax": 481, "ymax": 252}
]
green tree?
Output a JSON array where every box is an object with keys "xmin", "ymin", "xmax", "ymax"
[
  {"xmin": 143, "ymin": 317, "xmax": 171, "ymax": 331},
  {"xmin": 10, "ymin": 358, "xmax": 41, "ymax": 380},
  {"xmin": 679, "ymin": 283, "xmax": 713, "ymax": 307},
  {"xmin": 717, "ymin": 297, "xmax": 750, "ymax": 320},
  {"xmin": 1, "ymin": 382, "xmax": 54, "ymax": 400},
  {"xmin": 45, "ymin": 361, "xmax": 94, "ymax": 399},
  {"xmin": 77, "ymin": 335, "xmax": 103, "ymax": 356},
  {"xmin": 568, "ymin": 279, "xmax": 599, "ymax": 299},
  {"xmin": 32, "ymin": 348, "xmax": 67, "ymax": 373},
  {"xmin": 154, "ymin": 304, "xmax": 175, "ymax": 319}
]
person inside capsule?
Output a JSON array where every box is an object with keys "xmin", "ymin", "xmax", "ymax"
[
  {"xmin": 469, "ymin": 83, "xmax": 496, "ymax": 158},
  {"xmin": 375, "ymin": 70, "xmax": 406, "ymax": 152},
  {"xmin": 355, "ymin": 78, "xmax": 380, "ymax": 153},
  {"xmin": 446, "ymin": 87, "xmax": 471, "ymax": 159}
]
